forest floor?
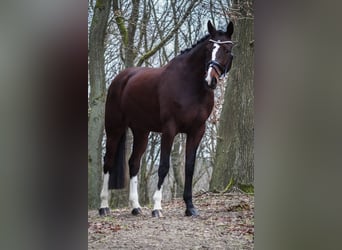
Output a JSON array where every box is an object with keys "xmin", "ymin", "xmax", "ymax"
[{"xmin": 88, "ymin": 191, "xmax": 254, "ymax": 249}]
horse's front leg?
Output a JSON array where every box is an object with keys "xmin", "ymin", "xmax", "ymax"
[
  {"xmin": 184, "ymin": 126, "xmax": 205, "ymax": 216},
  {"xmin": 152, "ymin": 126, "xmax": 176, "ymax": 217}
]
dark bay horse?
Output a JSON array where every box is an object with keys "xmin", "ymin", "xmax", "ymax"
[{"xmin": 99, "ymin": 20, "xmax": 234, "ymax": 217}]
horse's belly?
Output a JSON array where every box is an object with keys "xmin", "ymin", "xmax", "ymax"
[
  {"xmin": 126, "ymin": 111, "xmax": 162, "ymax": 132},
  {"xmin": 122, "ymin": 98, "xmax": 162, "ymax": 132}
]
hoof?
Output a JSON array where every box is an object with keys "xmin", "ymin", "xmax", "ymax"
[
  {"xmin": 152, "ymin": 209, "xmax": 163, "ymax": 218},
  {"xmin": 99, "ymin": 207, "xmax": 110, "ymax": 216},
  {"xmin": 131, "ymin": 207, "xmax": 142, "ymax": 216},
  {"xmin": 185, "ymin": 207, "xmax": 199, "ymax": 217}
]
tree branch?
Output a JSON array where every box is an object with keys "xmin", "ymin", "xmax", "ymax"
[
  {"xmin": 113, "ymin": 0, "xmax": 128, "ymax": 45},
  {"xmin": 136, "ymin": 0, "xmax": 199, "ymax": 66}
]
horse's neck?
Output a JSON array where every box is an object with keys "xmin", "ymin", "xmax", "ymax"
[
  {"xmin": 186, "ymin": 42, "xmax": 207, "ymax": 66},
  {"xmin": 182, "ymin": 42, "xmax": 207, "ymax": 78},
  {"xmin": 166, "ymin": 42, "xmax": 210, "ymax": 95}
]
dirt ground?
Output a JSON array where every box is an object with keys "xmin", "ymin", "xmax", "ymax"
[{"xmin": 88, "ymin": 192, "xmax": 254, "ymax": 249}]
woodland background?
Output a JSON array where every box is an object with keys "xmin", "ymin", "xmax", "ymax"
[
  {"xmin": 1, "ymin": 1, "xmax": 340, "ymax": 249},
  {"xmin": 88, "ymin": 0, "xmax": 254, "ymax": 209}
]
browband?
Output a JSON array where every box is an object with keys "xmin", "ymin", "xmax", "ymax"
[{"xmin": 209, "ymin": 39, "xmax": 233, "ymax": 44}]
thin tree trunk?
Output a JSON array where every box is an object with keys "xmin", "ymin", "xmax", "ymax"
[
  {"xmin": 171, "ymin": 135, "xmax": 184, "ymax": 198},
  {"xmin": 88, "ymin": 0, "xmax": 111, "ymax": 209},
  {"xmin": 210, "ymin": 0, "xmax": 254, "ymax": 192},
  {"xmin": 110, "ymin": 0, "xmax": 142, "ymax": 208}
]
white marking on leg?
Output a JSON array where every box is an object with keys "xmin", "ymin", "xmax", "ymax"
[
  {"xmin": 205, "ymin": 42, "xmax": 220, "ymax": 85},
  {"xmin": 153, "ymin": 186, "xmax": 163, "ymax": 210},
  {"xmin": 100, "ymin": 173, "xmax": 109, "ymax": 208},
  {"xmin": 129, "ymin": 176, "xmax": 141, "ymax": 209}
]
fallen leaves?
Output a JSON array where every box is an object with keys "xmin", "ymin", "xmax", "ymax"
[
  {"xmin": 89, "ymin": 221, "xmax": 121, "ymax": 234},
  {"xmin": 226, "ymin": 200, "xmax": 251, "ymax": 212},
  {"xmin": 88, "ymin": 192, "xmax": 254, "ymax": 249}
]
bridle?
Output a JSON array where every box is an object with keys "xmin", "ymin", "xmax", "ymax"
[{"xmin": 206, "ymin": 39, "xmax": 234, "ymax": 79}]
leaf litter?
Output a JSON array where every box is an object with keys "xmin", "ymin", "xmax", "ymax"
[{"xmin": 88, "ymin": 192, "xmax": 254, "ymax": 249}]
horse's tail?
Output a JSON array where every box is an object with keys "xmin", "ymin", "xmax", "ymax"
[
  {"xmin": 108, "ymin": 131, "xmax": 127, "ymax": 189},
  {"xmin": 104, "ymin": 73, "xmax": 129, "ymax": 190}
]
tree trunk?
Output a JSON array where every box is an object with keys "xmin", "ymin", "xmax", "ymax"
[
  {"xmin": 171, "ymin": 134, "xmax": 185, "ymax": 198},
  {"xmin": 139, "ymin": 152, "xmax": 149, "ymax": 205},
  {"xmin": 110, "ymin": 0, "xmax": 142, "ymax": 208},
  {"xmin": 210, "ymin": 0, "xmax": 254, "ymax": 192},
  {"xmin": 88, "ymin": 0, "xmax": 111, "ymax": 209}
]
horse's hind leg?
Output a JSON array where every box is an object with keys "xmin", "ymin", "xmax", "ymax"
[
  {"xmin": 128, "ymin": 130, "xmax": 149, "ymax": 215},
  {"xmin": 99, "ymin": 128, "xmax": 125, "ymax": 216},
  {"xmin": 99, "ymin": 172, "xmax": 110, "ymax": 216}
]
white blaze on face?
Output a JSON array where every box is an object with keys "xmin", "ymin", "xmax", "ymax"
[
  {"xmin": 100, "ymin": 173, "xmax": 110, "ymax": 208},
  {"xmin": 153, "ymin": 186, "xmax": 163, "ymax": 210},
  {"xmin": 205, "ymin": 42, "xmax": 220, "ymax": 85},
  {"xmin": 129, "ymin": 176, "xmax": 141, "ymax": 209}
]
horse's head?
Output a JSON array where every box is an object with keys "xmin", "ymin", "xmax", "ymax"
[{"xmin": 205, "ymin": 20, "xmax": 234, "ymax": 89}]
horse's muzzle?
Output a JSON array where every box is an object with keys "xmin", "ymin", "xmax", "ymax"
[{"xmin": 209, "ymin": 77, "xmax": 217, "ymax": 89}]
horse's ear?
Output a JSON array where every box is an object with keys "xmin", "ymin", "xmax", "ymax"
[
  {"xmin": 207, "ymin": 20, "xmax": 216, "ymax": 36},
  {"xmin": 226, "ymin": 21, "xmax": 234, "ymax": 37}
]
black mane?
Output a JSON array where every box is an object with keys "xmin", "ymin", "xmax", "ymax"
[
  {"xmin": 180, "ymin": 34, "xmax": 210, "ymax": 55},
  {"xmin": 179, "ymin": 29, "xmax": 228, "ymax": 55}
]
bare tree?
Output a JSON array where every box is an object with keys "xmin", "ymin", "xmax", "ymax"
[
  {"xmin": 88, "ymin": 0, "xmax": 111, "ymax": 209},
  {"xmin": 210, "ymin": 0, "xmax": 254, "ymax": 192}
]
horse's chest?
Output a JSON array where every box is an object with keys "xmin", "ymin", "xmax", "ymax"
[
  {"xmin": 173, "ymin": 99, "xmax": 213, "ymax": 127},
  {"xmin": 159, "ymin": 84, "xmax": 214, "ymax": 130}
]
